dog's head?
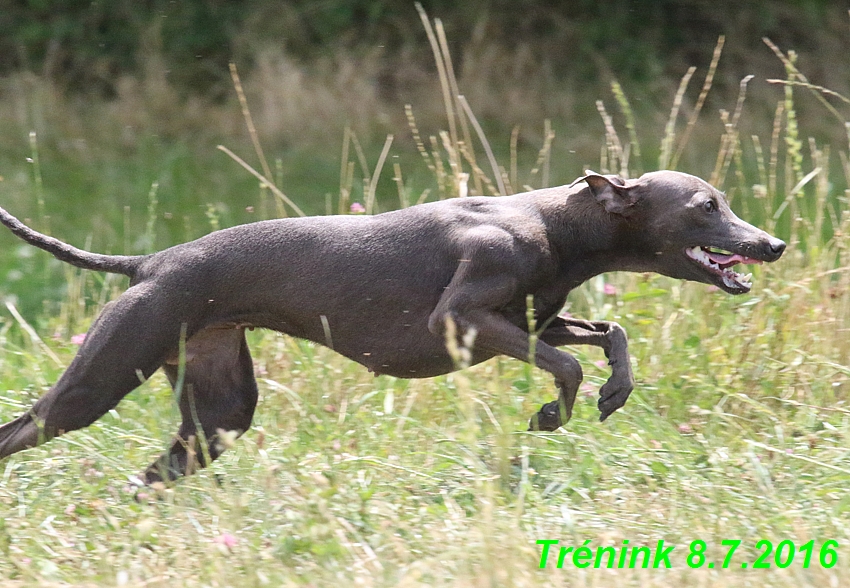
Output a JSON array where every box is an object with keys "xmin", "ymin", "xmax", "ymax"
[{"xmin": 581, "ymin": 170, "xmax": 785, "ymax": 294}]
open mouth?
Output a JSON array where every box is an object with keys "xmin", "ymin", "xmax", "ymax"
[{"xmin": 685, "ymin": 246, "xmax": 764, "ymax": 292}]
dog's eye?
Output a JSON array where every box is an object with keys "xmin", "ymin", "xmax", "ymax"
[{"xmin": 703, "ymin": 200, "xmax": 716, "ymax": 213}]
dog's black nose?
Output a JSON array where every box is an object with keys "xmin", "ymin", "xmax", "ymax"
[{"xmin": 769, "ymin": 238, "xmax": 786, "ymax": 257}]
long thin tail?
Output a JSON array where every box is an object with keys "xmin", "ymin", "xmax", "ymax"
[{"xmin": 0, "ymin": 206, "xmax": 145, "ymax": 277}]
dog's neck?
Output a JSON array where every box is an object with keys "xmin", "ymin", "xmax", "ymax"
[{"xmin": 534, "ymin": 186, "xmax": 651, "ymax": 285}]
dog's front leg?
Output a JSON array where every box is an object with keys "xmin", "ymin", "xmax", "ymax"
[
  {"xmin": 428, "ymin": 276, "xmax": 583, "ymax": 431},
  {"xmin": 538, "ymin": 317, "xmax": 635, "ymax": 421},
  {"xmin": 435, "ymin": 307, "xmax": 583, "ymax": 431},
  {"xmin": 430, "ymin": 240, "xmax": 591, "ymax": 431}
]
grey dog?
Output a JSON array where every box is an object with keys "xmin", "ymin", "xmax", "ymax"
[{"xmin": 0, "ymin": 170, "xmax": 785, "ymax": 483}]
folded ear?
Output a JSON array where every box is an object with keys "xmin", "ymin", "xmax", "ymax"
[
  {"xmin": 583, "ymin": 174, "xmax": 637, "ymax": 215},
  {"xmin": 583, "ymin": 169, "xmax": 626, "ymax": 186}
]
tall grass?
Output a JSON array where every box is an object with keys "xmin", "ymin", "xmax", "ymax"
[{"xmin": 2, "ymin": 10, "xmax": 850, "ymax": 588}]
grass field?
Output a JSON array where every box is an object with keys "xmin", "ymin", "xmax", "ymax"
[{"xmin": 3, "ymin": 16, "xmax": 850, "ymax": 587}]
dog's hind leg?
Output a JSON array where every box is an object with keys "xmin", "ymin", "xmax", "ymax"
[
  {"xmin": 141, "ymin": 326, "xmax": 258, "ymax": 484},
  {"xmin": 0, "ymin": 284, "xmax": 184, "ymax": 459},
  {"xmin": 538, "ymin": 317, "xmax": 634, "ymax": 422}
]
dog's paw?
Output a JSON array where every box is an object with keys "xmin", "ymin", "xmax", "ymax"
[
  {"xmin": 123, "ymin": 475, "xmax": 174, "ymax": 503},
  {"xmin": 123, "ymin": 475, "xmax": 151, "ymax": 503},
  {"xmin": 528, "ymin": 400, "xmax": 567, "ymax": 432},
  {"xmin": 597, "ymin": 376, "xmax": 634, "ymax": 421}
]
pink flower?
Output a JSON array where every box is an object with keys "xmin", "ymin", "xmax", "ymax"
[
  {"xmin": 603, "ymin": 283, "xmax": 617, "ymax": 296},
  {"xmin": 558, "ymin": 311, "xmax": 572, "ymax": 319},
  {"xmin": 595, "ymin": 360, "xmax": 608, "ymax": 369},
  {"xmin": 350, "ymin": 202, "xmax": 366, "ymax": 214},
  {"xmin": 71, "ymin": 333, "xmax": 86, "ymax": 345},
  {"xmin": 214, "ymin": 532, "xmax": 238, "ymax": 549}
]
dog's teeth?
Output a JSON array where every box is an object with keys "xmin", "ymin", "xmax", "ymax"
[
  {"xmin": 687, "ymin": 246, "xmax": 711, "ymax": 265},
  {"xmin": 690, "ymin": 246, "xmax": 753, "ymax": 289}
]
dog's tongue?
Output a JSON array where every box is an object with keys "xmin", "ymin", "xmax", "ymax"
[{"xmin": 705, "ymin": 250, "xmax": 763, "ymax": 266}]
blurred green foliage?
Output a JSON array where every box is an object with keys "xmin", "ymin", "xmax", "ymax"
[{"xmin": 0, "ymin": 0, "xmax": 837, "ymax": 97}]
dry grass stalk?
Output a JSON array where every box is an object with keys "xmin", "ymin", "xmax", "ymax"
[
  {"xmin": 393, "ymin": 162, "xmax": 408, "ymax": 208},
  {"xmin": 659, "ymin": 66, "xmax": 696, "ymax": 170},
  {"xmin": 596, "ymin": 100, "xmax": 626, "ymax": 175},
  {"xmin": 416, "ymin": 4, "xmax": 461, "ymax": 182},
  {"xmin": 510, "ymin": 125, "xmax": 520, "ymax": 191},
  {"xmin": 670, "ymin": 35, "xmax": 725, "ymax": 169},
  {"xmin": 458, "ymin": 95, "xmax": 507, "ymax": 196},
  {"xmin": 435, "ymin": 18, "xmax": 482, "ymax": 196},
  {"xmin": 611, "ymin": 81, "xmax": 642, "ymax": 175},
  {"xmin": 711, "ymin": 75, "xmax": 753, "ymax": 189},
  {"xmin": 365, "ymin": 135, "xmax": 393, "ymax": 215},
  {"xmin": 216, "ymin": 145, "xmax": 305, "ymax": 217},
  {"xmin": 458, "ymin": 142, "xmax": 499, "ymax": 196},
  {"xmin": 764, "ymin": 37, "xmax": 843, "ymax": 123},
  {"xmin": 406, "ymin": 105, "xmax": 436, "ymax": 174},
  {"xmin": 527, "ymin": 121, "xmax": 555, "ymax": 188},
  {"xmin": 229, "ymin": 63, "xmax": 274, "ymax": 195}
]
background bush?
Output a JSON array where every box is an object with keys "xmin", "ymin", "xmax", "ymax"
[{"xmin": 0, "ymin": 1, "xmax": 844, "ymax": 99}]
